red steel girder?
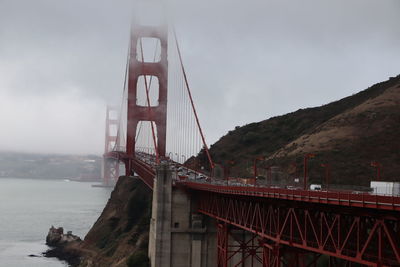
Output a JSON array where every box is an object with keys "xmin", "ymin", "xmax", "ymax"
[
  {"xmin": 104, "ymin": 151, "xmax": 155, "ymax": 189},
  {"xmin": 130, "ymin": 157, "xmax": 155, "ymax": 189},
  {"xmin": 197, "ymin": 192, "xmax": 400, "ymax": 267},
  {"xmin": 217, "ymin": 223, "xmax": 228, "ymax": 267},
  {"xmin": 262, "ymin": 242, "xmax": 281, "ymax": 267},
  {"xmin": 217, "ymin": 222, "xmax": 264, "ymax": 267}
]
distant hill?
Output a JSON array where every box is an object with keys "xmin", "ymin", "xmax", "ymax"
[
  {"xmin": 0, "ymin": 151, "xmax": 102, "ymax": 180},
  {"xmin": 198, "ymin": 75, "xmax": 400, "ymax": 187}
]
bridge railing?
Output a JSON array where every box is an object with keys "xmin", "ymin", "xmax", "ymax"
[
  {"xmin": 180, "ymin": 180, "xmax": 400, "ymax": 211},
  {"xmin": 124, "ymin": 153, "xmax": 400, "ymax": 211}
]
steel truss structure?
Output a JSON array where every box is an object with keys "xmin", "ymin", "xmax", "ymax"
[
  {"xmin": 217, "ymin": 223, "xmax": 264, "ymax": 267},
  {"xmin": 197, "ymin": 192, "xmax": 400, "ymax": 267}
]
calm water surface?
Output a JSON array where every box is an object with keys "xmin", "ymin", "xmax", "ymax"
[{"xmin": 0, "ymin": 178, "xmax": 111, "ymax": 267}]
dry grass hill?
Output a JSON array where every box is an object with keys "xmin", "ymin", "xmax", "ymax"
[{"xmin": 199, "ymin": 75, "xmax": 400, "ymax": 187}]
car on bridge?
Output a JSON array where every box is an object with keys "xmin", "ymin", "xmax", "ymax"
[{"xmin": 310, "ymin": 184, "xmax": 322, "ymax": 191}]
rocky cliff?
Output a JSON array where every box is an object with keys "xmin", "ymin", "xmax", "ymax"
[{"xmin": 46, "ymin": 176, "xmax": 152, "ymax": 267}]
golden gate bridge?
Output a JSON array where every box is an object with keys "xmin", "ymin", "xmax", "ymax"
[{"xmin": 100, "ymin": 10, "xmax": 400, "ymax": 267}]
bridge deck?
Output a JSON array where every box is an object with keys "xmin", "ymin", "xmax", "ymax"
[
  {"xmin": 106, "ymin": 152, "xmax": 400, "ymax": 212},
  {"xmin": 181, "ymin": 181, "xmax": 400, "ymax": 212}
]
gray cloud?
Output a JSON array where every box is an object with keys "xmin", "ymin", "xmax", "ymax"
[{"xmin": 0, "ymin": 0, "xmax": 399, "ymax": 154}]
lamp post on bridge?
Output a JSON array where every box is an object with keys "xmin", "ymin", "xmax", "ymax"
[
  {"xmin": 264, "ymin": 166, "xmax": 272, "ymax": 186},
  {"xmin": 321, "ymin": 163, "xmax": 331, "ymax": 190},
  {"xmin": 290, "ymin": 162, "xmax": 298, "ymax": 185},
  {"xmin": 253, "ymin": 156, "xmax": 265, "ymax": 186},
  {"xmin": 303, "ymin": 153, "xmax": 316, "ymax": 190},
  {"xmin": 223, "ymin": 160, "xmax": 235, "ymax": 185}
]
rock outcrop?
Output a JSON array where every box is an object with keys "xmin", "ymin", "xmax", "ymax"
[
  {"xmin": 44, "ymin": 176, "xmax": 152, "ymax": 267},
  {"xmin": 44, "ymin": 226, "xmax": 83, "ymax": 266},
  {"xmin": 46, "ymin": 226, "xmax": 82, "ymax": 246}
]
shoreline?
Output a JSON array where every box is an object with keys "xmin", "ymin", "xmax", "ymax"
[{"xmin": 43, "ymin": 244, "xmax": 82, "ymax": 267}]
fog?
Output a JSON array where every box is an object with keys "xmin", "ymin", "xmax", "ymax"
[{"xmin": 0, "ymin": 0, "xmax": 399, "ymax": 154}]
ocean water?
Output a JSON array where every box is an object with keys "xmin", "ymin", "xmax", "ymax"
[{"xmin": 0, "ymin": 178, "xmax": 111, "ymax": 267}]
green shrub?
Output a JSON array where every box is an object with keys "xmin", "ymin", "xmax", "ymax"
[{"xmin": 241, "ymin": 131, "xmax": 260, "ymax": 144}]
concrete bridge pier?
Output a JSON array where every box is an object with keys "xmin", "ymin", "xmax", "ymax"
[{"xmin": 148, "ymin": 165, "xmax": 217, "ymax": 267}]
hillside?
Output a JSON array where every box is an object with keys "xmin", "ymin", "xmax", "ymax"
[
  {"xmin": 79, "ymin": 176, "xmax": 152, "ymax": 267},
  {"xmin": 200, "ymin": 75, "xmax": 400, "ymax": 187}
]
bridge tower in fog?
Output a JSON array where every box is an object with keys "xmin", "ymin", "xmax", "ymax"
[
  {"xmin": 102, "ymin": 106, "xmax": 120, "ymax": 185},
  {"xmin": 125, "ymin": 21, "xmax": 168, "ymax": 174}
]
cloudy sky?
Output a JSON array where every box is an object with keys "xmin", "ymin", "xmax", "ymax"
[{"xmin": 0, "ymin": 0, "xmax": 399, "ymax": 155}]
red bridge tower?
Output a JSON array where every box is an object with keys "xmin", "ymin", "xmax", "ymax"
[
  {"xmin": 125, "ymin": 22, "xmax": 168, "ymax": 175},
  {"xmin": 102, "ymin": 106, "xmax": 120, "ymax": 185}
]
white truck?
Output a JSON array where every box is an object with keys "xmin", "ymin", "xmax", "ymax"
[
  {"xmin": 310, "ymin": 184, "xmax": 322, "ymax": 191},
  {"xmin": 370, "ymin": 181, "xmax": 400, "ymax": 196}
]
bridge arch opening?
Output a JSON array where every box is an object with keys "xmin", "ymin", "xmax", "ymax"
[
  {"xmin": 109, "ymin": 124, "xmax": 118, "ymax": 137},
  {"xmin": 136, "ymin": 75, "xmax": 159, "ymax": 107},
  {"xmin": 136, "ymin": 37, "xmax": 161, "ymax": 63},
  {"xmin": 135, "ymin": 121, "xmax": 158, "ymax": 154}
]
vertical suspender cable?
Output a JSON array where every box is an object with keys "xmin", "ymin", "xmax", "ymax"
[
  {"xmin": 173, "ymin": 28, "xmax": 214, "ymax": 170},
  {"xmin": 115, "ymin": 44, "xmax": 130, "ymax": 152}
]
